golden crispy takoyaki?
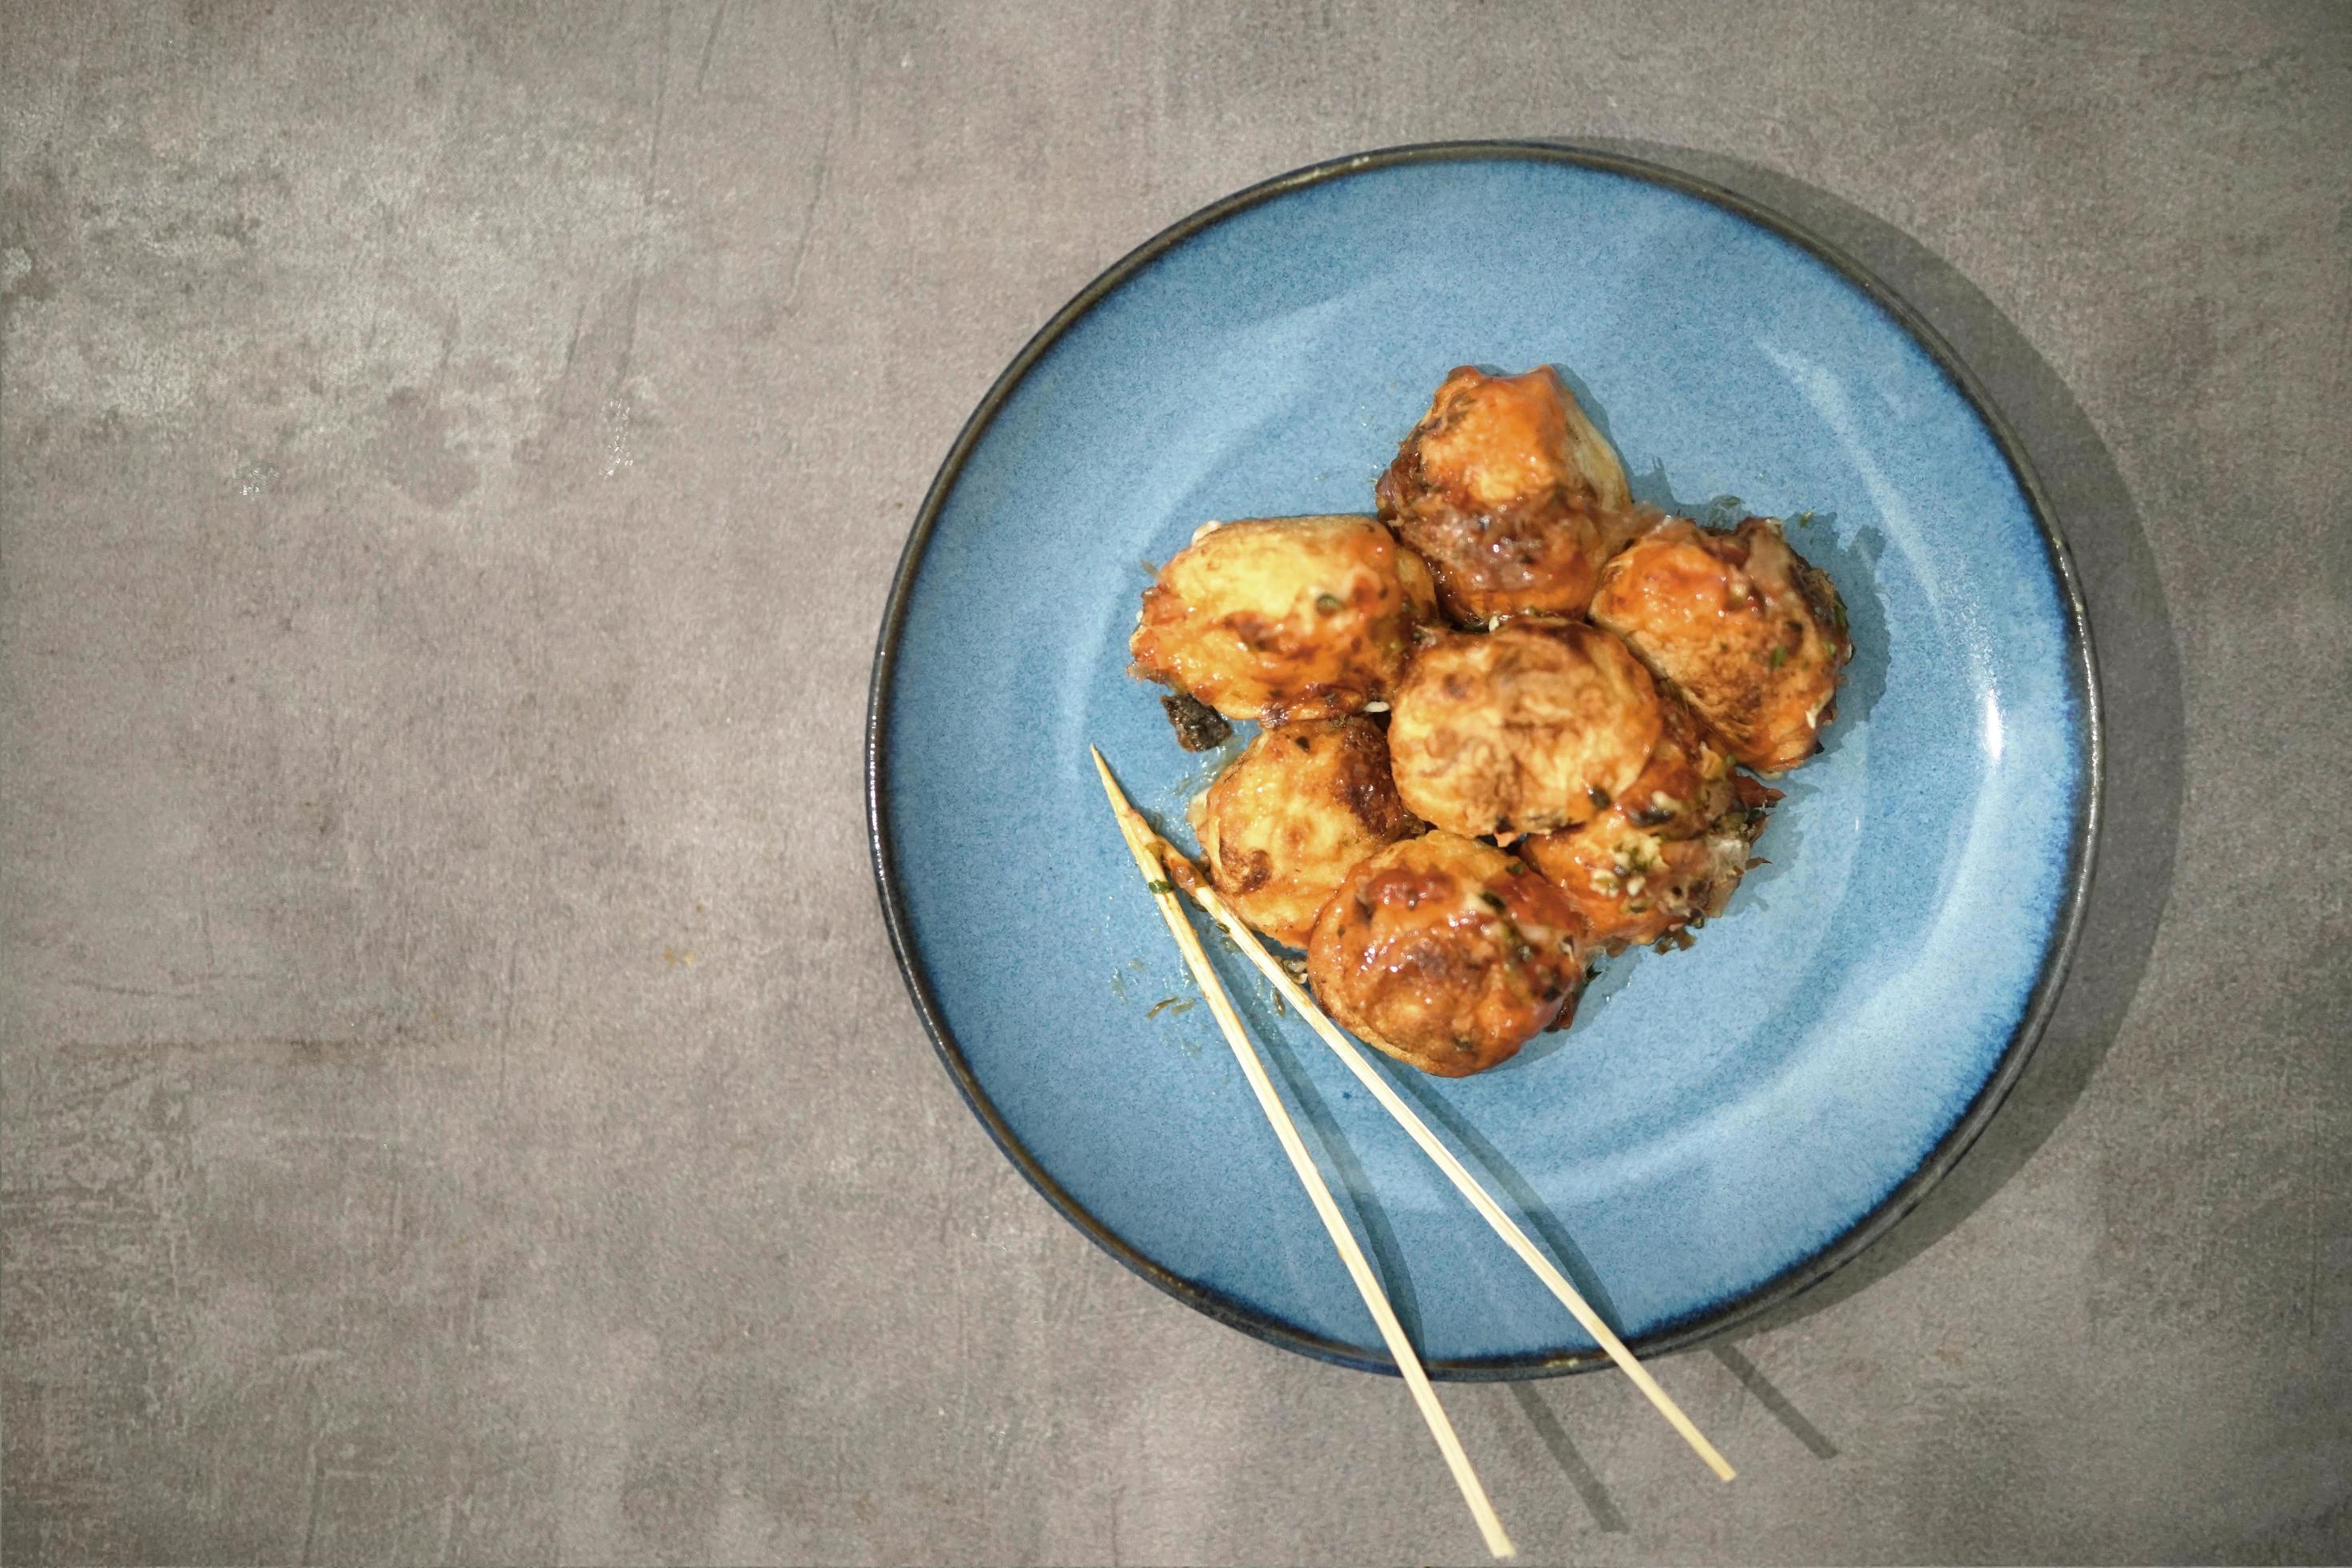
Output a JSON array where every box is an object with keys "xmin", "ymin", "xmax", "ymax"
[
  {"xmin": 1593, "ymin": 685, "xmax": 1739, "ymax": 839},
  {"xmin": 1386, "ymin": 620, "xmax": 1663, "ymax": 840},
  {"xmin": 1306, "ymin": 831, "xmax": 1589, "ymax": 1077},
  {"xmin": 1129, "ymin": 515, "xmax": 1438, "ymax": 723},
  {"xmin": 1374, "ymin": 366, "xmax": 1634, "ymax": 624},
  {"xmin": 1522, "ymin": 773, "xmax": 1777, "ymax": 954},
  {"xmin": 1589, "ymin": 516, "xmax": 1852, "ymax": 774},
  {"xmin": 1190, "ymin": 718, "xmax": 1426, "ymax": 949}
]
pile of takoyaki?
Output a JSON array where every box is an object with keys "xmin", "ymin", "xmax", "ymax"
[{"xmin": 1130, "ymin": 366, "xmax": 1852, "ymax": 1077}]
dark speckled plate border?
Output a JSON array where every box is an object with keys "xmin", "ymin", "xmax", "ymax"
[{"xmin": 865, "ymin": 141, "xmax": 2101, "ymax": 1379}]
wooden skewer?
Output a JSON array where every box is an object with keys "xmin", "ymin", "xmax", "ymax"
[
  {"xmin": 1170, "ymin": 862, "xmax": 1739, "ymax": 1484},
  {"xmin": 1091, "ymin": 748, "xmax": 1516, "ymax": 1560}
]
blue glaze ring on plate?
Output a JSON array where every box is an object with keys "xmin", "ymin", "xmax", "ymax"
[{"xmin": 868, "ymin": 143, "xmax": 2098, "ymax": 1377}]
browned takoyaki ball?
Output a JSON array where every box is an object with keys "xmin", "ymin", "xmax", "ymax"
[
  {"xmin": 1386, "ymin": 620, "xmax": 1663, "ymax": 841},
  {"xmin": 1306, "ymin": 831, "xmax": 1590, "ymax": 1077},
  {"xmin": 1374, "ymin": 366, "xmax": 1634, "ymax": 624},
  {"xmin": 1599, "ymin": 686, "xmax": 1740, "ymax": 840},
  {"xmin": 1129, "ymin": 515, "xmax": 1438, "ymax": 723},
  {"xmin": 1522, "ymin": 774, "xmax": 1777, "ymax": 954},
  {"xmin": 1589, "ymin": 516, "xmax": 1853, "ymax": 774},
  {"xmin": 1190, "ymin": 718, "xmax": 1426, "ymax": 950}
]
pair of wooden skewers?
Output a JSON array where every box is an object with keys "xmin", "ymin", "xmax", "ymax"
[{"xmin": 1091, "ymin": 746, "xmax": 1733, "ymax": 1560}]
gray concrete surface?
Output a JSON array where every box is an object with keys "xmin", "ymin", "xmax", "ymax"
[{"xmin": 4, "ymin": 2, "xmax": 2348, "ymax": 1562}]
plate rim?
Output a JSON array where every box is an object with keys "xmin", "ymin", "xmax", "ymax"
[{"xmin": 865, "ymin": 140, "xmax": 2103, "ymax": 1379}]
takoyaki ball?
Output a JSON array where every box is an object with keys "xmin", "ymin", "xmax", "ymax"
[
  {"xmin": 1306, "ymin": 831, "xmax": 1590, "ymax": 1077},
  {"xmin": 1374, "ymin": 366, "xmax": 1634, "ymax": 624},
  {"xmin": 1190, "ymin": 718, "xmax": 1426, "ymax": 950},
  {"xmin": 1588, "ymin": 516, "xmax": 1853, "ymax": 774},
  {"xmin": 1607, "ymin": 686, "xmax": 1740, "ymax": 841},
  {"xmin": 1392, "ymin": 491, "xmax": 1611, "ymax": 628},
  {"xmin": 1130, "ymin": 515, "xmax": 1438, "ymax": 723},
  {"xmin": 1522, "ymin": 775, "xmax": 1778, "ymax": 954},
  {"xmin": 1379, "ymin": 365, "xmax": 1634, "ymax": 521},
  {"xmin": 1386, "ymin": 621, "xmax": 1663, "ymax": 841}
]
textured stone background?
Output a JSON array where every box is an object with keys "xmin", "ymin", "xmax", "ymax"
[{"xmin": 4, "ymin": 2, "xmax": 2348, "ymax": 1563}]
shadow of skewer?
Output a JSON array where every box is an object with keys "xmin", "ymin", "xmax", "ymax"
[
  {"xmin": 1713, "ymin": 1344, "xmax": 1839, "ymax": 1458},
  {"xmin": 1508, "ymin": 1383, "xmax": 1630, "ymax": 1532},
  {"xmin": 1381, "ymin": 1064, "xmax": 1627, "ymax": 1340},
  {"xmin": 1229, "ymin": 966, "xmax": 1428, "ymax": 1346}
]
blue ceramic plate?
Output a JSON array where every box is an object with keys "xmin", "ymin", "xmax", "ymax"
[{"xmin": 869, "ymin": 144, "xmax": 2097, "ymax": 1376}]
